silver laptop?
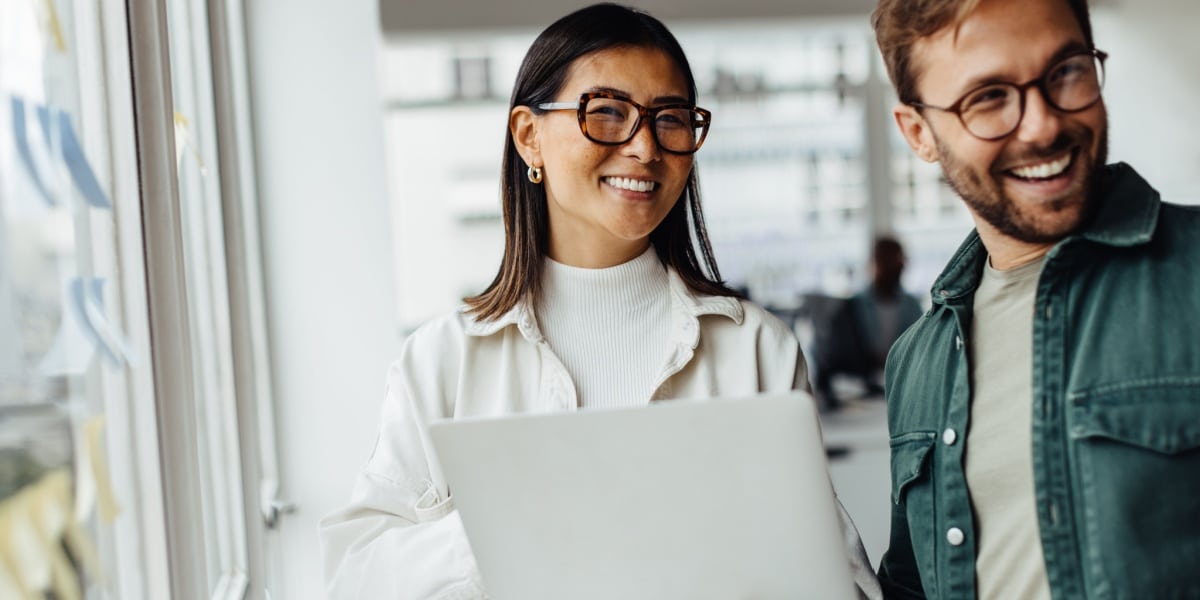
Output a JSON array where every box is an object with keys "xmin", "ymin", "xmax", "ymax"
[{"xmin": 428, "ymin": 391, "xmax": 856, "ymax": 600}]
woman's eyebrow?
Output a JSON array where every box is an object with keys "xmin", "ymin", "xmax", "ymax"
[{"xmin": 584, "ymin": 86, "xmax": 690, "ymax": 105}]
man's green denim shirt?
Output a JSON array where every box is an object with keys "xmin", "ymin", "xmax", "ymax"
[{"xmin": 878, "ymin": 163, "xmax": 1200, "ymax": 599}]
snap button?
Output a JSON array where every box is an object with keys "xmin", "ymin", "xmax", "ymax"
[
  {"xmin": 947, "ymin": 527, "xmax": 965, "ymax": 546},
  {"xmin": 942, "ymin": 428, "xmax": 957, "ymax": 446}
]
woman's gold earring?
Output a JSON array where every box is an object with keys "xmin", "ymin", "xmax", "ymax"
[{"xmin": 527, "ymin": 165, "xmax": 543, "ymax": 184}]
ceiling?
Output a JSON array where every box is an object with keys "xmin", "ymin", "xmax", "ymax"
[{"xmin": 380, "ymin": 0, "xmax": 878, "ymax": 34}]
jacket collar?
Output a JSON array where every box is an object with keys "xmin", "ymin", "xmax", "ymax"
[
  {"xmin": 460, "ymin": 266, "xmax": 743, "ymax": 343},
  {"xmin": 461, "ymin": 295, "xmax": 544, "ymax": 341},
  {"xmin": 1077, "ymin": 162, "xmax": 1161, "ymax": 247},
  {"xmin": 930, "ymin": 162, "xmax": 1162, "ymax": 305}
]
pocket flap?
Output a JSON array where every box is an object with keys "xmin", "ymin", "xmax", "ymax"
[
  {"xmin": 1070, "ymin": 383, "xmax": 1200, "ymax": 455},
  {"xmin": 889, "ymin": 431, "xmax": 936, "ymax": 504}
]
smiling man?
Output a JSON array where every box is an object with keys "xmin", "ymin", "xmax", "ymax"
[{"xmin": 871, "ymin": 0, "xmax": 1200, "ymax": 598}]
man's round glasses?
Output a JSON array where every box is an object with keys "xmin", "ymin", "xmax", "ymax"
[
  {"xmin": 536, "ymin": 92, "xmax": 712, "ymax": 155},
  {"xmin": 909, "ymin": 49, "xmax": 1108, "ymax": 141}
]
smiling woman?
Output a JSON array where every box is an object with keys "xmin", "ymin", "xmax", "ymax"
[
  {"xmin": 508, "ymin": 45, "xmax": 700, "ymax": 269},
  {"xmin": 467, "ymin": 3, "xmax": 734, "ymax": 319},
  {"xmin": 319, "ymin": 3, "xmax": 880, "ymax": 598}
]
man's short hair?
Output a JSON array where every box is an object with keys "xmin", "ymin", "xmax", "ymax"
[
  {"xmin": 872, "ymin": 0, "xmax": 1095, "ymax": 104},
  {"xmin": 872, "ymin": 235, "xmax": 904, "ymax": 264}
]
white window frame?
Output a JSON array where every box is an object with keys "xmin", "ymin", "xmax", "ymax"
[
  {"xmin": 162, "ymin": 0, "xmax": 251, "ymax": 593},
  {"xmin": 66, "ymin": 0, "xmax": 172, "ymax": 597},
  {"xmin": 127, "ymin": 0, "xmax": 225, "ymax": 596},
  {"xmin": 127, "ymin": 0, "xmax": 281, "ymax": 596},
  {"xmin": 206, "ymin": 0, "xmax": 289, "ymax": 594}
]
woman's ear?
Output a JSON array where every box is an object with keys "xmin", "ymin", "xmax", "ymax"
[
  {"xmin": 510, "ymin": 105, "xmax": 542, "ymax": 168},
  {"xmin": 893, "ymin": 104, "xmax": 939, "ymax": 163}
]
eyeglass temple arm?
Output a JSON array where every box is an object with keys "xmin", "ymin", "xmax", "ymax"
[{"xmin": 535, "ymin": 102, "xmax": 579, "ymax": 110}]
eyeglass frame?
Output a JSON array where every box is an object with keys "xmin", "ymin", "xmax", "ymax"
[
  {"xmin": 907, "ymin": 48, "xmax": 1108, "ymax": 141},
  {"xmin": 536, "ymin": 91, "xmax": 713, "ymax": 155}
]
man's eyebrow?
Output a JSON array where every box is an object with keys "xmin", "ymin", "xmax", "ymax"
[
  {"xmin": 954, "ymin": 40, "xmax": 1092, "ymax": 96},
  {"xmin": 584, "ymin": 86, "xmax": 690, "ymax": 105}
]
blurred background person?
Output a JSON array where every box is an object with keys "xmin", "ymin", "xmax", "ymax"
[{"xmin": 814, "ymin": 235, "xmax": 922, "ymax": 411}]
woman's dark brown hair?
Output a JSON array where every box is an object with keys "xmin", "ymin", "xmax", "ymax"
[{"xmin": 465, "ymin": 2, "xmax": 739, "ymax": 321}]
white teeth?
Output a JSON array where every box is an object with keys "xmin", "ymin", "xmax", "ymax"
[
  {"xmin": 604, "ymin": 177, "xmax": 656, "ymax": 193},
  {"xmin": 1010, "ymin": 154, "xmax": 1072, "ymax": 179}
]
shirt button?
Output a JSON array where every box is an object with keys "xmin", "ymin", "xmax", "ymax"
[
  {"xmin": 955, "ymin": 336, "xmax": 963, "ymax": 350},
  {"xmin": 947, "ymin": 527, "xmax": 965, "ymax": 546},
  {"xmin": 942, "ymin": 428, "xmax": 957, "ymax": 445}
]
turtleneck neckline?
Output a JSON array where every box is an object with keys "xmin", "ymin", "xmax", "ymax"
[{"xmin": 535, "ymin": 245, "xmax": 672, "ymax": 409}]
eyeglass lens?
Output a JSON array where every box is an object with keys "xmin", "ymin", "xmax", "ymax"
[
  {"xmin": 583, "ymin": 96, "xmax": 704, "ymax": 152},
  {"xmin": 959, "ymin": 53, "xmax": 1104, "ymax": 139}
]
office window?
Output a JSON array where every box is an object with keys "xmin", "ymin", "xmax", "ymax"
[
  {"xmin": 2, "ymin": 0, "xmax": 272, "ymax": 596},
  {"xmin": 1, "ymin": 0, "xmax": 168, "ymax": 597}
]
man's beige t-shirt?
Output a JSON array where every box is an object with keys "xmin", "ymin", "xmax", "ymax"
[{"xmin": 965, "ymin": 256, "xmax": 1051, "ymax": 600}]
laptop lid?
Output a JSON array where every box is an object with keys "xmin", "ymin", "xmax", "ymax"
[{"xmin": 428, "ymin": 391, "xmax": 856, "ymax": 600}]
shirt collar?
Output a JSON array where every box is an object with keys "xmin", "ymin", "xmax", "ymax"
[
  {"xmin": 929, "ymin": 162, "xmax": 1162, "ymax": 305},
  {"xmin": 460, "ymin": 266, "xmax": 743, "ymax": 342}
]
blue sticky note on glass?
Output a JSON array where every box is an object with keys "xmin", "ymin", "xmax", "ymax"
[
  {"xmin": 35, "ymin": 103, "xmax": 113, "ymax": 210},
  {"xmin": 11, "ymin": 96, "xmax": 55, "ymax": 206}
]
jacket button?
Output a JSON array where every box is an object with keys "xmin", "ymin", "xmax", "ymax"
[
  {"xmin": 942, "ymin": 428, "xmax": 957, "ymax": 445},
  {"xmin": 947, "ymin": 527, "xmax": 965, "ymax": 546}
]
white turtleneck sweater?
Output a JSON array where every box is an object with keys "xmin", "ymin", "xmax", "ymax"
[{"xmin": 535, "ymin": 246, "xmax": 672, "ymax": 410}]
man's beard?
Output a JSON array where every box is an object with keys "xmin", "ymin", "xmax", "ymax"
[{"xmin": 935, "ymin": 124, "xmax": 1108, "ymax": 244}]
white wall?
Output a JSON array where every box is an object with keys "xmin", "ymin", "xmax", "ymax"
[
  {"xmin": 1095, "ymin": 0, "xmax": 1200, "ymax": 203},
  {"xmin": 244, "ymin": 0, "xmax": 400, "ymax": 598},
  {"xmin": 384, "ymin": 105, "xmax": 508, "ymax": 328}
]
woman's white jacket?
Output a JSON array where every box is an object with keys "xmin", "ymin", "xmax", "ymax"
[{"xmin": 319, "ymin": 269, "xmax": 881, "ymax": 599}]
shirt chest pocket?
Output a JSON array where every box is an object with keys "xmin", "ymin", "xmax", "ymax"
[
  {"xmin": 889, "ymin": 430, "xmax": 939, "ymax": 595},
  {"xmin": 1068, "ymin": 381, "xmax": 1200, "ymax": 598},
  {"xmin": 890, "ymin": 431, "xmax": 936, "ymax": 505}
]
